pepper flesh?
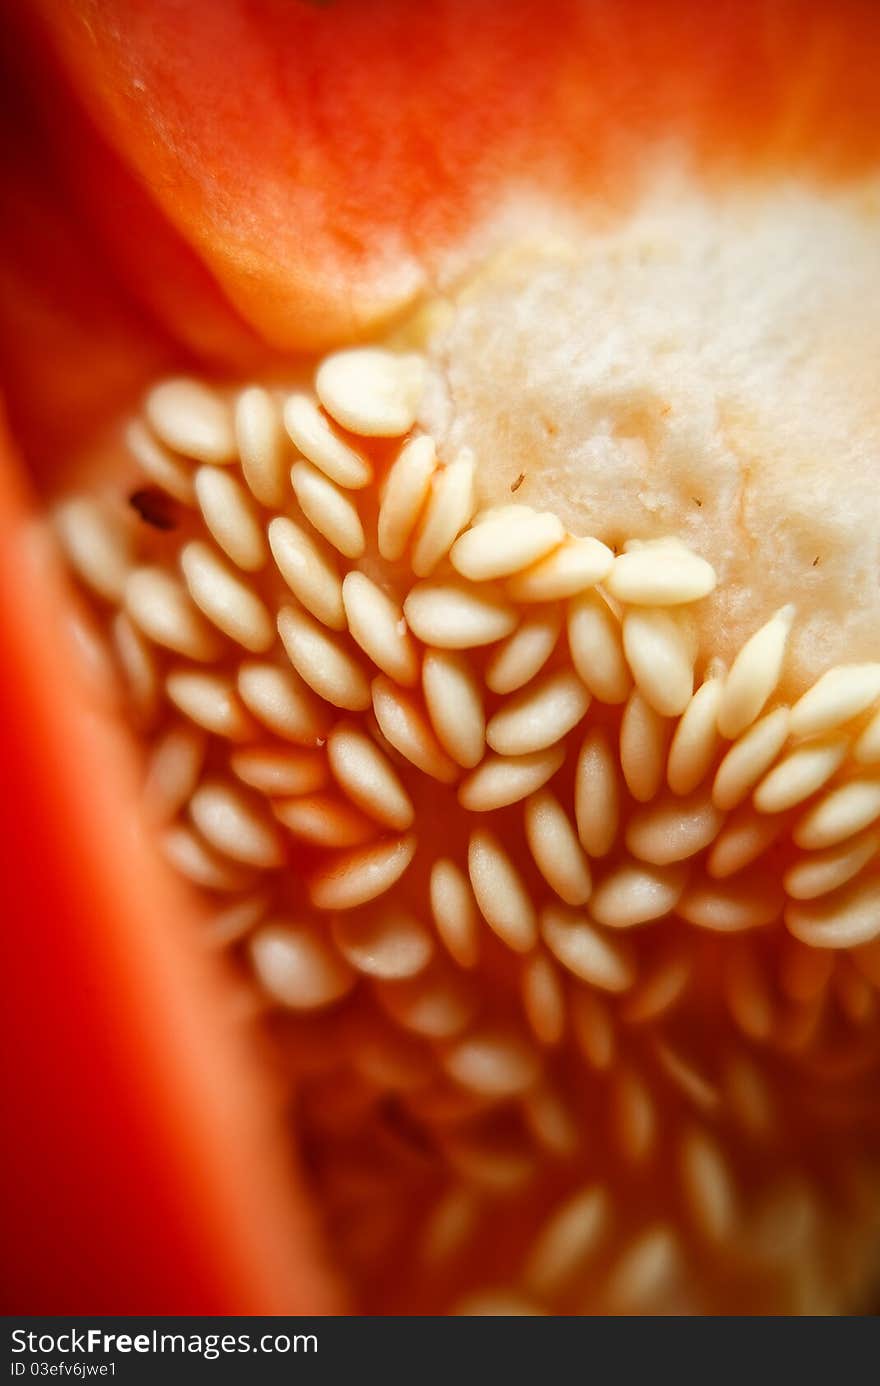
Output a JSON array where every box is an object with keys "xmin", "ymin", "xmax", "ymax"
[{"xmin": 3, "ymin": 0, "xmax": 880, "ymax": 1314}]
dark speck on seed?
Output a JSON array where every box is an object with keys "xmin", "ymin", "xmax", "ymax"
[
  {"xmin": 692, "ymin": 497, "xmax": 702, "ymax": 508},
  {"xmin": 813, "ymin": 556, "xmax": 820, "ymax": 567},
  {"xmin": 129, "ymin": 488, "xmax": 178, "ymax": 531},
  {"xmin": 511, "ymin": 472, "xmax": 525, "ymax": 493}
]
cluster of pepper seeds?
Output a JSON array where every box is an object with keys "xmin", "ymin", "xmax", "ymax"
[{"xmin": 56, "ymin": 346, "xmax": 880, "ymax": 1314}]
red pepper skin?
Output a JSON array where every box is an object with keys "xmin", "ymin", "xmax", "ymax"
[
  {"xmin": 34, "ymin": 0, "xmax": 880, "ymax": 355},
  {"xmin": 0, "ymin": 436, "xmax": 342, "ymax": 1313},
  {"xmin": 2, "ymin": 0, "xmax": 880, "ymax": 1314}
]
